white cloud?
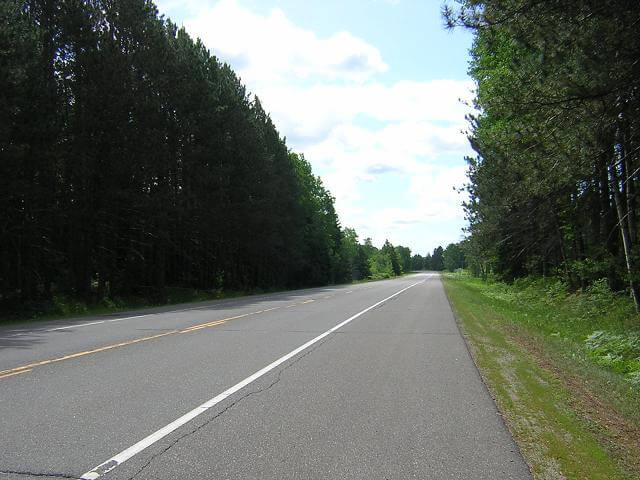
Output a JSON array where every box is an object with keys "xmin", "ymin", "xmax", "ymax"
[
  {"xmin": 155, "ymin": 0, "xmax": 473, "ymax": 253},
  {"xmin": 258, "ymin": 80, "xmax": 474, "ymax": 147},
  {"xmin": 339, "ymin": 164, "xmax": 469, "ymax": 252},
  {"xmin": 179, "ymin": 0, "xmax": 387, "ymax": 85},
  {"xmin": 305, "ymin": 120, "xmax": 471, "ymax": 200}
]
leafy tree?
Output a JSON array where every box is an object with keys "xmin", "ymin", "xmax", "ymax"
[
  {"xmin": 395, "ymin": 245, "xmax": 412, "ymax": 273},
  {"xmin": 424, "ymin": 253, "xmax": 433, "ymax": 270},
  {"xmin": 339, "ymin": 228, "xmax": 359, "ymax": 282},
  {"xmin": 411, "ymin": 254, "xmax": 425, "ymax": 271},
  {"xmin": 0, "ymin": 0, "xmax": 432, "ymax": 316},
  {"xmin": 381, "ymin": 240, "xmax": 402, "ymax": 276},
  {"xmin": 368, "ymin": 251, "xmax": 394, "ymax": 279},
  {"xmin": 445, "ymin": 0, "xmax": 640, "ymax": 309},
  {"xmin": 443, "ymin": 243, "xmax": 465, "ymax": 272},
  {"xmin": 354, "ymin": 244, "xmax": 371, "ymax": 280},
  {"xmin": 431, "ymin": 246, "xmax": 445, "ymax": 271}
]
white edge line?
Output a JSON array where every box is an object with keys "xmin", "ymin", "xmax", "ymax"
[
  {"xmin": 45, "ymin": 314, "xmax": 152, "ymax": 332},
  {"xmin": 105, "ymin": 314, "xmax": 150, "ymax": 324},
  {"xmin": 10, "ymin": 282, "xmax": 365, "ymax": 336},
  {"xmin": 80, "ymin": 280, "xmax": 423, "ymax": 479},
  {"xmin": 47, "ymin": 321, "xmax": 105, "ymax": 331}
]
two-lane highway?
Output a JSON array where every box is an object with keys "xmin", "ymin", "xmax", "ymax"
[{"xmin": 0, "ymin": 274, "xmax": 531, "ymax": 479}]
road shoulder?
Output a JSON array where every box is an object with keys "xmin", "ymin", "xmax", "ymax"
[{"xmin": 443, "ymin": 274, "xmax": 640, "ymax": 480}]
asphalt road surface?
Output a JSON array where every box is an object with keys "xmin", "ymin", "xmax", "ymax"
[{"xmin": 0, "ymin": 273, "xmax": 531, "ymax": 479}]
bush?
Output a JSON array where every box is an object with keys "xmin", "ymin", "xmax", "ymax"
[
  {"xmin": 585, "ymin": 330, "xmax": 640, "ymax": 384},
  {"xmin": 53, "ymin": 294, "xmax": 88, "ymax": 316},
  {"xmin": 451, "ymin": 272, "xmax": 640, "ymax": 388}
]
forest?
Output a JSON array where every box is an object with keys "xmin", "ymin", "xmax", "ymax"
[
  {"xmin": 0, "ymin": 0, "xmax": 436, "ymax": 318},
  {"xmin": 444, "ymin": 0, "xmax": 640, "ymax": 308}
]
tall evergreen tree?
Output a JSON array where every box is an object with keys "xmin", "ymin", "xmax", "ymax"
[{"xmin": 445, "ymin": 0, "xmax": 640, "ymax": 309}]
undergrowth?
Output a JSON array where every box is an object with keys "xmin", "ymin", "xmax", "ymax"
[{"xmin": 456, "ymin": 273, "xmax": 640, "ymax": 389}]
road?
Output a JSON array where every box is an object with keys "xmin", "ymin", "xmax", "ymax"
[{"xmin": 0, "ymin": 273, "xmax": 531, "ymax": 479}]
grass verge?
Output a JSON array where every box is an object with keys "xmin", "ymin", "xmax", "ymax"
[{"xmin": 442, "ymin": 272, "xmax": 640, "ymax": 480}]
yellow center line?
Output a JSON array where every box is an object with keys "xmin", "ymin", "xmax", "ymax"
[
  {"xmin": 285, "ymin": 304, "xmax": 296, "ymax": 308},
  {"xmin": 0, "ymin": 369, "xmax": 32, "ymax": 380},
  {"xmin": 179, "ymin": 319, "xmax": 227, "ymax": 333},
  {"xmin": 0, "ymin": 302, "xmax": 302, "ymax": 379},
  {"xmin": 0, "ymin": 330, "xmax": 178, "ymax": 377}
]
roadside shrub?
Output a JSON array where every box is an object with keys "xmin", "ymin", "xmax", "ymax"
[
  {"xmin": 450, "ymin": 272, "xmax": 640, "ymax": 386},
  {"xmin": 585, "ymin": 330, "xmax": 640, "ymax": 387},
  {"xmin": 53, "ymin": 294, "xmax": 88, "ymax": 316}
]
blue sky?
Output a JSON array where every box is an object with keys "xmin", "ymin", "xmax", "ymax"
[{"xmin": 155, "ymin": 0, "xmax": 475, "ymax": 256}]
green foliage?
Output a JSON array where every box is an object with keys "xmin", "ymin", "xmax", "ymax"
[
  {"xmin": 356, "ymin": 239, "xmax": 406, "ymax": 280},
  {"xmin": 289, "ymin": 152, "xmax": 346, "ymax": 286},
  {"xmin": 52, "ymin": 295, "xmax": 89, "ymax": 317},
  {"xmin": 444, "ymin": 273, "xmax": 639, "ymax": 478},
  {"xmin": 446, "ymin": 1, "xmax": 640, "ymax": 305},
  {"xmin": 395, "ymin": 245, "xmax": 412, "ymax": 273},
  {"xmin": 411, "ymin": 254, "xmax": 425, "ymax": 270},
  {"xmin": 430, "ymin": 246, "xmax": 445, "ymax": 271},
  {"xmin": 585, "ymin": 331, "xmax": 640, "ymax": 382},
  {"xmin": 443, "ymin": 242, "xmax": 465, "ymax": 272},
  {"xmin": 450, "ymin": 272, "xmax": 640, "ymax": 389},
  {"xmin": 381, "ymin": 240, "xmax": 402, "ymax": 276},
  {"xmin": 368, "ymin": 251, "xmax": 394, "ymax": 280},
  {"xmin": 0, "ymin": 0, "xmax": 375, "ymax": 317}
]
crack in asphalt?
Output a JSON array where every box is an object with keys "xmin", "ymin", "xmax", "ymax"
[
  {"xmin": 128, "ymin": 333, "xmax": 338, "ymax": 480},
  {"xmin": 0, "ymin": 335, "xmax": 336, "ymax": 480},
  {"xmin": 0, "ymin": 470, "xmax": 81, "ymax": 479}
]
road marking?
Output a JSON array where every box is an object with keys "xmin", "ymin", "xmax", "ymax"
[
  {"xmin": 47, "ymin": 321, "xmax": 106, "ymax": 331},
  {"xmin": 301, "ymin": 299, "xmax": 314, "ymax": 304},
  {"xmin": 0, "ymin": 305, "xmax": 298, "ymax": 378},
  {"xmin": 0, "ymin": 331, "xmax": 179, "ymax": 378},
  {"xmin": 6, "ymin": 283, "xmax": 362, "ymax": 337},
  {"xmin": 8, "ymin": 287, "xmax": 344, "ymax": 336},
  {"xmin": 45, "ymin": 314, "xmax": 153, "ymax": 333},
  {"xmin": 80, "ymin": 280, "xmax": 423, "ymax": 479},
  {"xmin": 0, "ymin": 369, "xmax": 32, "ymax": 379},
  {"xmin": 179, "ymin": 320, "xmax": 227, "ymax": 333},
  {"xmin": 1, "ymin": 317, "xmax": 235, "ymax": 378},
  {"xmin": 104, "ymin": 314, "xmax": 152, "ymax": 324}
]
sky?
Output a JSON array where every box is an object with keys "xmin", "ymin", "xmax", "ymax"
[{"xmin": 155, "ymin": 0, "xmax": 475, "ymax": 256}]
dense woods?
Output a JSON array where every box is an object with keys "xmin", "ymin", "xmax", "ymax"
[
  {"xmin": 0, "ymin": 0, "xmax": 430, "ymax": 317},
  {"xmin": 444, "ymin": 0, "xmax": 640, "ymax": 308}
]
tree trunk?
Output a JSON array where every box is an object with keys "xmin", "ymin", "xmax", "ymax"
[
  {"xmin": 624, "ymin": 139, "xmax": 637, "ymax": 246},
  {"xmin": 609, "ymin": 160, "xmax": 640, "ymax": 311}
]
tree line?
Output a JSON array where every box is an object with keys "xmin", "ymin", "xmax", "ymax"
[
  {"xmin": 0, "ymin": 0, "xmax": 431, "ymax": 317},
  {"xmin": 444, "ymin": 0, "xmax": 640, "ymax": 308}
]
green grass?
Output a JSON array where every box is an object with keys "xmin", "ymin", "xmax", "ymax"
[{"xmin": 443, "ymin": 272, "xmax": 640, "ymax": 480}]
